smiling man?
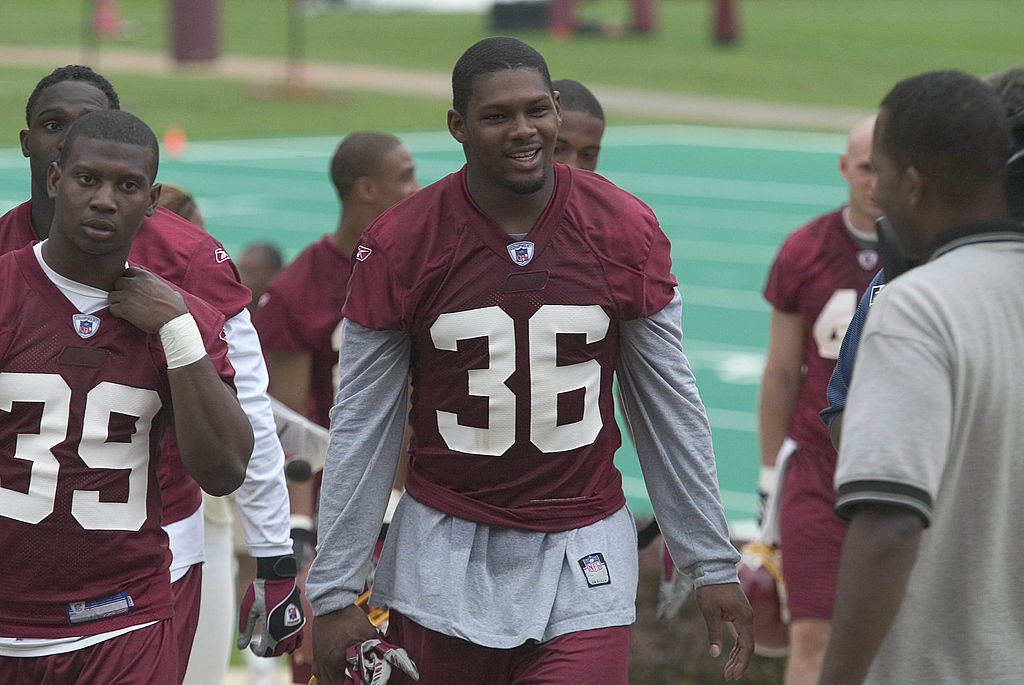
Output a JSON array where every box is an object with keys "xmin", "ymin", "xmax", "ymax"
[{"xmin": 307, "ymin": 37, "xmax": 752, "ymax": 685}]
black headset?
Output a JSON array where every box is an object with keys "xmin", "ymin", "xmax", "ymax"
[{"xmin": 1006, "ymin": 107, "xmax": 1024, "ymax": 220}]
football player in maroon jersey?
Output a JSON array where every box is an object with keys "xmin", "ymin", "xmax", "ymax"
[
  {"xmin": 551, "ymin": 79, "xmax": 605, "ymax": 173},
  {"xmin": 237, "ymin": 242, "xmax": 283, "ymax": 317},
  {"xmin": 257, "ymin": 132, "xmax": 418, "ymax": 431},
  {"xmin": 0, "ymin": 109, "xmax": 252, "ymax": 684},
  {"xmin": 756, "ymin": 116, "xmax": 881, "ymax": 684},
  {"xmin": 308, "ymin": 37, "xmax": 752, "ymax": 685},
  {"xmin": 3, "ymin": 65, "xmax": 304, "ymax": 682}
]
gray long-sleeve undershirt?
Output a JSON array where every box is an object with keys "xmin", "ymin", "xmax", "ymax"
[{"xmin": 306, "ymin": 288, "xmax": 738, "ymax": 645}]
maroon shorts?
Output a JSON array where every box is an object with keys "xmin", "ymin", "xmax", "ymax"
[
  {"xmin": 170, "ymin": 563, "xmax": 203, "ymax": 683},
  {"xmin": 779, "ymin": 444, "xmax": 847, "ymax": 621},
  {"xmin": 0, "ymin": 619, "xmax": 178, "ymax": 685},
  {"xmin": 384, "ymin": 611, "xmax": 630, "ymax": 685}
]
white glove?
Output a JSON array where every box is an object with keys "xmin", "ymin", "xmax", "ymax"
[{"xmin": 345, "ymin": 638, "xmax": 420, "ymax": 684}]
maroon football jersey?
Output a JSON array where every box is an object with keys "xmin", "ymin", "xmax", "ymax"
[
  {"xmin": 344, "ymin": 165, "xmax": 676, "ymax": 532},
  {"xmin": 254, "ymin": 236, "xmax": 352, "ymax": 428},
  {"xmin": 0, "ymin": 246, "xmax": 233, "ymax": 637},
  {"xmin": 763, "ymin": 208, "xmax": 879, "ymax": 451},
  {"xmin": 0, "ymin": 201, "xmax": 250, "ymax": 525}
]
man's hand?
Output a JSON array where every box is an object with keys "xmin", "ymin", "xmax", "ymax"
[
  {"xmin": 108, "ymin": 267, "xmax": 188, "ymax": 332},
  {"xmin": 238, "ymin": 554, "xmax": 306, "ymax": 657},
  {"xmin": 695, "ymin": 582, "xmax": 754, "ymax": 682},
  {"xmin": 312, "ymin": 604, "xmax": 380, "ymax": 685}
]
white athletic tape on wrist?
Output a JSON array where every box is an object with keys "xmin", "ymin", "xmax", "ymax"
[
  {"xmin": 290, "ymin": 514, "xmax": 314, "ymax": 531},
  {"xmin": 159, "ymin": 313, "xmax": 207, "ymax": 369}
]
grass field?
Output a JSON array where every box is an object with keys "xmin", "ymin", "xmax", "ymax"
[
  {"xmin": 4, "ymin": 0, "xmax": 1022, "ymax": 102},
  {"xmin": 0, "ymin": 0, "xmax": 1022, "ymax": 140}
]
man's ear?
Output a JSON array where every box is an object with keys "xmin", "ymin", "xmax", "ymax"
[
  {"xmin": 46, "ymin": 161, "xmax": 61, "ymax": 199},
  {"xmin": 448, "ymin": 108, "xmax": 466, "ymax": 144},
  {"xmin": 552, "ymin": 90, "xmax": 562, "ymax": 128},
  {"xmin": 904, "ymin": 166, "xmax": 924, "ymax": 209},
  {"xmin": 352, "ymin": 176, "xmax": 375, "ymax": 204},
  {"xmin": 839, "ymin": 153, "xmax": 850, "ymax": 181},
  {"xmin": 146, "ymin": 183, "xmax": 162, "ymax": 217},
  {"xmin": 19, "ymin": 129, "xmax": 30, "ymax": 158}
]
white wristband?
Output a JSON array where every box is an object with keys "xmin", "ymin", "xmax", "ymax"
[
  {"xmin": 159, "ymin": 313, "xmax": 207, "ymax": 370},
  {"xmin": 290, "ymin": 514, "xmax": 314, "ymax": 532}
]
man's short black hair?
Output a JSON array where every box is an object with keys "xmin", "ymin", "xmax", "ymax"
[
  {"xmin": 59, "ymin": 110, "xmax": 159, "ymax": 182},
  {"xmin": 26, "ymin": 65, "xmax": 120, "ymax": 126},
  {"xmin": 329, "ymin": 131, "xmax": 402, "ymax": 202},
  {"xmin": 879, "ymin": 70, "xmax": 1009, "ymax": 205},
  {"xmin": 552, "ymin": 79, "xmax": 604, "ymax": 122},
  {"xmin": 452, "ymin": 37, "xmax": 551, "ymax": 115}
]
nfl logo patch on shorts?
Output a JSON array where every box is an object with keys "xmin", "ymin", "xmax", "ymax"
[{"xmin": 578, "ymin": 552, "xmax": 611, "ymax": 587}]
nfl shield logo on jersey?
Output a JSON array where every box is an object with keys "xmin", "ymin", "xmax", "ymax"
[
  {"xmin": 72, "ymin": 314, "xmax": 100, "ymax": 339},
  {"xmin": 506, "ymin": 241, "xmax": 535, "ymax": 267},
  {"xmin": 857, "ymin": 249, "xmax": 879, "ymax": 271},
  {"xmin": 356, "ymin": 245, "xmax": 373, "ymax": 262}
]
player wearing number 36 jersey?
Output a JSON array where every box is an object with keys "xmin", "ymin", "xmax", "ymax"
[
  {"xmin": 308, "ymin": 37, "xmax": 753, "ymax": 685},
  {"xmin": 352, "ymin": 163, "xmax": 669, "ymax": 529}
]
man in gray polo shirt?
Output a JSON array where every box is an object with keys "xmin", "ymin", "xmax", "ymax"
[{"xmin": 820, "ymin": 70, "xmax": 1024, "ymax": 684}]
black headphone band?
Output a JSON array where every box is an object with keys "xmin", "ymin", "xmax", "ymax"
[{"xmin": 926, "ymin": 219, "xmax": 1024, "ymax": 261}]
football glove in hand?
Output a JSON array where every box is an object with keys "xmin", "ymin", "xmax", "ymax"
[
  {"xmin": 238, "ymin": 554, "xmax": 306, "ymax": 657},
  {"xmin": 344, "ymin": 638, "xmax": 419, "ymax": 685}
]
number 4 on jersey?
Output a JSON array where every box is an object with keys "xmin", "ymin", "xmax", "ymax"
[{"xmin": 812, "ymin": 289, "xmax": 857, "ymax": 360}]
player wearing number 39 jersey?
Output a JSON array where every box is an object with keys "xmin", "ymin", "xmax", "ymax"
[
  {"xmin": 0, "ymin": 245, "xmax": 231, "ymax": 638},
  {"xmin": 308, "ymin": 37, "xmax": 753, "ymax": 685},
  {"xmin": 0, "ymin": 110, "xmax": 253, "ymax": 685}
]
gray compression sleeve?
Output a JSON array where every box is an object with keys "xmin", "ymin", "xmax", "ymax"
[
  {"xmin": 617, "ymin": 288, "xmax": 740, "ymax": 587},
  {"xmin": 305, "ymin": 319, "xmax": 411, "ymax": 616}
]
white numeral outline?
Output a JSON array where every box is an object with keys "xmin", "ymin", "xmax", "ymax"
[
  {"xmin": 429, "ymin": 305, "xmax": 610, "ymax": 455},
  {"xmin": 0, "ymin": 373, "xmax": 160, "ymax": 531},
  {"xmin": 813, "ymin": 289, "xmax": 857, "ymax": 361}
]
